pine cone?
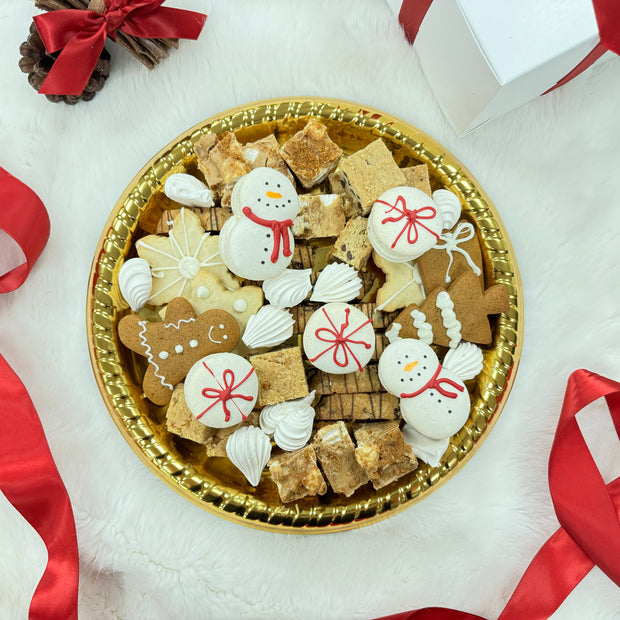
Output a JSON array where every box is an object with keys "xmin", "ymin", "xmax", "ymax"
[{"xmin": 19, "ymin": 22, "xmax": 111, "ymax": 104}]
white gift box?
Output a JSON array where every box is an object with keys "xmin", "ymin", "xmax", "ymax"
[{"xmin": 388, "ymin": 0, "xmax": 606, "ymax": 134}]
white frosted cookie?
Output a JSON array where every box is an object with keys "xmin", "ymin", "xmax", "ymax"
[
  {"xmin": 302, "ymin": 302, "xmax": 375, "ymax": 374},
  {"xmin": 378, "ymin": 338, "xmax": 471, "ymax": 440},
  {"xmin": 220, "ymin": 168, "xmax": 300, "ymax": 280},
  {"xmin": 184, "ymin": 352, "xmax": 258, "ymax": 428},
  {"xmin": 368, "ymin": 187, "xmax": 461, "ymax": 262}
]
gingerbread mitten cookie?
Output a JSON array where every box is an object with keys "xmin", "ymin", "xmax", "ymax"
[{"xmin": 118, "ymin": 297, "xmax": 240, "ymax": 405}]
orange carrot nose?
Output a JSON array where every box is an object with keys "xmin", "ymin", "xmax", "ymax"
[
  {"xmin": 266, "ymin": 191, "xmax": 282, "ymax": 199},
  {"xmin": 404, "ymin": 361, "xmax": 418, "ymax": 372}
]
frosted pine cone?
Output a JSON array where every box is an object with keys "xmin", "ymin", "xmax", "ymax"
[{"xmin": 19, "ymin": 22, "xmax": 111, "ymax": 104}]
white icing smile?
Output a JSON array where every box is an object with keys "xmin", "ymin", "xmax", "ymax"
[{"xmin": 208, "ymin": 325, "xmax": 229, "ymax": 344}]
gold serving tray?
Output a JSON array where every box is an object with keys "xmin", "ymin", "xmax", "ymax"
[{"xmin": 87, "ymin": 98, "xmax": 522, "ymax": 533}]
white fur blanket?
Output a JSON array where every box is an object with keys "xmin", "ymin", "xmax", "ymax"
[{"xmin": 1, "ymin": 1, "xmax": 620, "ymax": 618}]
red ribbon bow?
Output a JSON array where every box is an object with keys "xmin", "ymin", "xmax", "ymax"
[
  {"xmin": 376, "ymin": 369, "xmax": 620, "ymax": 620},
  {"xmin": 0, "ymin": 167, "xmax": 78, "ymax": 619},
  {"xmin": 307, "ymin": 306, "xmax": 373, "ymax": 373},
  {"xmin": 397, "ymin": 0, "xmax": 620, "ymax": 95},
  {"xmin": 376, "ymin": 195, "xmax": 440, "ymax": 250},
  {"xmin": 33, "ymin": 0, "xmax": 207, "ymax": 96},
  {"xmin": 400, "ymin": 364, "xmax": 464, "ymax": 400},
  {"xmin": 197, "ymin": 363, "xmax": 255, "ymax": 423},
  {"xmin": 242, "ymin": 206, "xmax": 294, "ymax": 264}
]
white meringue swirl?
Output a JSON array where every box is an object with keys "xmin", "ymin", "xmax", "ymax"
[
  {"xmin": 262, "ymin": 269, "xmax": 312, "ymax": 308},
  {"xmin": 310, "ymin": 263, "xmax": 362, "ymax": 303},
  {"xmin": 118, "ymin": 257, "xmax": 152, "ymax": 311},
  {"xmin": 242, "ymin": 305, "xmax": 294, "ymax": 349},
  {"xmin": 164, "ymin": 173, "xmax": 214, "ymax": 208},
  {"xmin": 225, "ymin": 425, "xmax": 272, "ymax": 487},
  {"xmin": 259, "ymin": 392, "xmax": 316, "ymax": 452}
]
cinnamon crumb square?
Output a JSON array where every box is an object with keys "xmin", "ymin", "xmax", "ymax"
[
  {"xmin": 292, "ymin": 194, "xmax": 346, "ymax": 239},
  {"xmin": 313, "ymin": 422, "xmax": 369, "ymax": 496},
  {"xmin": 330, "ymin": 216, "xmax": 372, "ymax": 270},
  {"xmin": 166, "ymin": 383, "xmax": 213, "ymax": 444},
  {"xmin": 353, "ymin": 421, "xmax": 418, "ymax": 489},
  {"xmin": 402, "ymin": 164, "xmax": 432, "ymax": 195},
  {"xmin": 339, "ymin": 139, "xmax": 406, "ymax": 214},
  {"xmin": 280, "ymin": 118, "xmax": 343, "ymax": 188},
  {"xmin": 268, "ymin": 445, "xmax": 327, "ymax": 503},
  {"xmin": 249, "ymin": 347, "xmax": 309, "ymax": 406}
]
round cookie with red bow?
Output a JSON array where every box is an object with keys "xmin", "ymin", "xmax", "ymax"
[
  {"xmin": 184, "ymin": 352, "xmax": 258, "ymax": 428},
  {"xmin": 302, "ymin": 302, "xmax": 375, "ymax": 374},
  {"xmin": 220, "ymin": 168, "xmax": 300, "ymax": 280},
  {"xmin": 368, "ymin": 186, "xmax": 461, "ymax": 263}
]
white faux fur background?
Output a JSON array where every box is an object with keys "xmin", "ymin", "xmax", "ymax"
[{"xmin": 1, "ymin": 1, "xmax": 620, "ymax": 618}]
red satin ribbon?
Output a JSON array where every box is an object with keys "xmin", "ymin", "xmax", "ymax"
[
  {"xmin": 376, "ymin": 369, "xmax": 620, "ymax": 620},
  {"xmin": 33, "ymin": 0, "xmax": 207, "ymax": 96},
  {"xmin": 0, "ymin": 168, "xmax": 50, "ymax": 293},
  {"xmin": 0, "ymin": 167, "xmax": 78, "ymax": 618},
  {"xmin": 398, "ymin": 0, "xmax": 620, "ymax": 94}
]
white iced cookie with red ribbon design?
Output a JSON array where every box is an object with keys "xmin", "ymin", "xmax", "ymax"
[
  {"xmin": 184, "ymin": 352, "xmax": 259, "ymax": 429},
  {"xmin": 378, "ymin": 338, "xmax": 473, "ymax": 440},
  {"xmin": 368, "ymin": 187, "xmax": 461, "ymax": 263},
  {"xmin": 302, "ymin": 302, "xmax": 375, "ymax": 374},
  {"xmin": 220, "ymin": 168, "xmax": 300, "ymax": 280}
]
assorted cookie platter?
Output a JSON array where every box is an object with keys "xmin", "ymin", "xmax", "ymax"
[{"xmin": 87, "ymin": 98, "xmax": 522, "ymax": 532}]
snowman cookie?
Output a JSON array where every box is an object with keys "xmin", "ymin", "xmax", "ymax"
[
  {"xmin": 184, "ymin": 352, "xmax": 258, "ymax": 428},
  {"xmin": 118, "ymin": 297, "xmax": 240, "ymax": 405},
  {"xmin": 303, "ymin": 302, "xmax": 375, "ymax": 374},
  {"xmin": 219, "ymin": 168, "xmax": 300, "ymax": 280},
  {"xmin": 367, "ymin": 187, "xmax": 461, "ymax": 263},
  {"xmin": 378, "ymin": 338, "xmax": 481, "ymax": 441}
]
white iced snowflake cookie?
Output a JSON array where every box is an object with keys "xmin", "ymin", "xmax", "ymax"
[
  {"xmin": 262, "ymin": 268, "xmax": 312, "ymax": 308},
  {"xmin": 118, "ymin": 257, "xmax": 152, "ymax": 311},
  {"xmin": 259, "ymin": 391, "xmax": 316, "ymax": 451},
  {"xmin": 303, "ymin": 303, "xmax": 375, "ymax": 374},
  {"xmin": 368, "ymin": 187, "xmax": 461, "ymax": 263},
  {"xmin": 225, "ymin": 425, "xmax": 272, "ymax": 487},
  {"xmin": 184, "ymin": 352, "xmax": 258, "ymax": 429},
  {"xmin": 378, "ymin": 338, "xmax": 471, "ymax": 440},
  {"xmin": 242, "ymin": 305, "xmax": 295, "ymax": 349},
  {"xmin": 220, "ymin": 168, "xmax": 300, "ymax": 280},
  {"xmin": 310, "ymin": 263, "xmax": 362, "ymax": 303},
  {"xmin": 164, "ymin": 173, "xmax": 214, "ymax": 208}
]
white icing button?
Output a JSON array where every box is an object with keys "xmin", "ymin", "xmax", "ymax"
[
  {"xmin": 196, "ymin": 286, "xmax": 210, "ymax": 298},
  {"xmin": 223, "ymin": 335, "xmax": 228, "ymax": 340},
  {"xmin": 189, "ymin": 339, "xmax": 199, "ymax": 348},
  {"xmin": 175, "ymin": 344, "xmax": 184, "ymax": 354},
  {"xmin": 219, "ymin": 324, "xmax": 225, "ymax": 329},
  {"xmin": 233, "ymin": 299, "xmax": 247, "ymax": 312},
  {"xmin": 178, "ymin": 256, "xmax": 201, "ymax": 280},
  {"xmin": 159, "ymin": 351, "xmax": 169, "ymax": 360}
]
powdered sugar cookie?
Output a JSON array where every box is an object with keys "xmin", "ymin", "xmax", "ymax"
[
  {"xmin": 184, "ymin": 352, "xmax": 258, "ymax": 428},
  {"xmin": 368, "ymin": 187, "xmax": 461, "ymax": 262},
  {"xmin": 118, "ymin": 297, "xmax": 240, "ymax": 405},
  {"xmin": 303, "ymin": 303, "xmax": 375, "ymax": 374},
  {"xmin": 220, "ymin": 168, "xmax": 300, "ymax": 280},
  {"xmin": 136, "ymin": 208, "xmax": 239, "ymax": 305}
]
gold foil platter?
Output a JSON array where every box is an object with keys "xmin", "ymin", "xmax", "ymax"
[{"xmin": 87, "ymin": 98, "xmax": 522, "ymax": 533}]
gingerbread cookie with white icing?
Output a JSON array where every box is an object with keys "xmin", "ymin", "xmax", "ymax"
[
  {"xmin": 118, "ymin": 297, "xmax": 239, "ymax": 405},
  {"xmin": 389, "ymin": 271, "xmax": 509, "ymax": 348}
]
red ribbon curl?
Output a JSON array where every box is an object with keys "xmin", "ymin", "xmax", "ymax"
[
  {"xmin": 0, "ymin": 167, "xmax": 78, "ymax": 618},
  {"xmin": 33, "ymin": 0, "xmax": 207, "ymax": 96},
  {"xmin": 376, "ymin": 369, "xmax": 620, "ymax": 620}
]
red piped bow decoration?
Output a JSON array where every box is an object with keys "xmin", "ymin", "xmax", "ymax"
[
  {"xmin": 197, "ymin": 363, "xmax": 255, "ymax": 423},
  {"xmin": 376, "ymin": 195, "xmax": 439, "ymax": 250},
  {"xmin": 33, "ymin": 0, "xmax": 207, "ymax": 96},
  {"xmin": 376, "ymin": 369, "xmax": 620, "ymax": 620}
]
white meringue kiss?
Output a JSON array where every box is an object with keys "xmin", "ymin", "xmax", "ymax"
[
  {"xmin": 242, "ymin": 305, "xmax": 294, "ymax": 349},
  {"xmin": 225, "ymin": 425, "xmax": 272, "ymax": 487},
  {"xmin": 118, "ymin": 257, "xmax": 152, "ymax": 311},
  {"xmin": 259, "ymin": 392, "xmax": 316, "ymax": 452},
  {"xmin": 310, "ymin": 263, "xmax": 362, "ymax": 303},
  {"xmin": 262, "ymin": 269, "xmax": 312, "ymax": 308},
  {"xmin": 164, "ymin": 173, "xmax": 214, "ymax": 208}
]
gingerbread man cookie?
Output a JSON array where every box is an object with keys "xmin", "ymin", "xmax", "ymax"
[{"xmin": 118, "ymin": 297, "xmax": 240, "ymax": 405}]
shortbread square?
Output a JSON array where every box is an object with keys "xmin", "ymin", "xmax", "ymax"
[
  {"xmin": 313, "ymin": 422, "xmax": 369, "ymax": 496},
  {"xmin": 249, "ymin": 347, "xmax": 309, "ymax": 406},
  {"xmin": 280, "ymin": 118, "xmax": 343, "ymax": 188},
  {"xmin": 268, "ymin": 445, "xmax": 327, "ymax": 503},
  {"xmin": 353, "ymin": 421, "xmax": 418, "ymax": 489},
  {"xmin": 339, "ymin": 139, "xmax": 406, "ymax": 214},
  {"xmin": 402, "ymin": 164, "xmax": 432, "ymax": 196},
  {"xmin": 330, "ymin": 216, "xmax": 373, "ymax": 270},
  {"xmin": 166, "ymin": 383, "xmax": 213, "ymax": 444}
]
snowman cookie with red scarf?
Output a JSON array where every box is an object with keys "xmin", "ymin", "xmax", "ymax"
[{"xmin": 219, "ymin": 168, "xmax": 300, "ymax": 280}]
